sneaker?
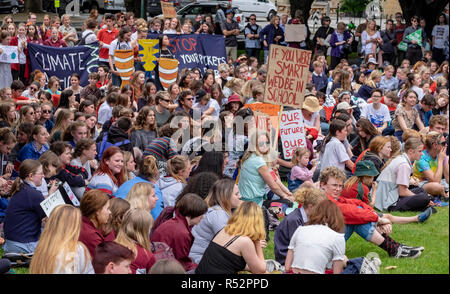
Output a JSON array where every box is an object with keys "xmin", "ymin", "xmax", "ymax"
[
  {"xmin": 393, "ymin": 245, "xmax": 422, "ymax": 259},
  {"xmin": 401, "ymin": 244, "xmax": 425, "ymax": 251},
  {"xmin": 418, "ymin": 207, "xmax": 432, "ymax": 223}
]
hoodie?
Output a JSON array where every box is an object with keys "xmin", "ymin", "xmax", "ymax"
[
  {"xmin": 156, "ymin": 176, "xmax": 185, "ymax": 207},
  {"xmin": 106, "ymin": 124, "xmax": 133, "ymax": 153}
]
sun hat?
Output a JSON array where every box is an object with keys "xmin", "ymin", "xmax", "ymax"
[
  {"xmin": 302, "ymin": 96, "xmax": 322, "ymax": 112},
  {"xmin": 226, "ymin": 94, "xmax": 243, "ymax": 105},
  {"xmin": 336, "ymin": 101, "xmax": 356, "ymax": 111},
  {"xmin": 354, "ymin": 160, "xmax": 379, "ymax": 177},
  {"xmin": 367, "ymin": 57, "xmax": 378, "ymax": 65}
]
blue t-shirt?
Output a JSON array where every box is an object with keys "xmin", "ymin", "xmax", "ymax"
[{"xmin": 114, "ymin": 176, "xmax": 164, "ymax": 220}]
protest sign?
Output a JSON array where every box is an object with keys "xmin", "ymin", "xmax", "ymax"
[
  {"xmin": 264, "ymin": 45, "xmax": 312, "ymax": 108},
  {"xmin": 40, "ymin": 190, "xmax": 66, "ymax": 217},
  {"xmin": 284, "ymin": 24, "xmax": 307, "ymax": 43},
  {"xmin": 28, "ymin": 42, "xmax": 99, "ymax": 89},
  {"xmin": 159, "ymin": 57, "xmax": 179, "ymax": 90},
  {"xmin": 279, "ymin": 109, "xmax": 307, "ymax": 159},
  {"xmin": 114, "ymin": 49, "xmax": 135, "ymax": 88},
  {"xmin": 138, "ymin": 39, "xmax": 160, "ymax": 72},
  {"xmin": 40, "ymin": 183, "xmax": 79, "ymax": 217},
  {"xmin": 147, "ymin": 34, "xmax": 227, "ymax": 75},
  {"xmin": 244, "ymin": 103, "xmax": 281, "ymax": 149},
  {"xmin": 0, "ymin": 45, "xmax": 19, "ymax": 64},
  {"xmin": 161, "ymin": 1, "xmax": 177, "ymax": 18},
  {"xmin": 406, "ymin": 29, "xmax": 422, "ymax": 46}
]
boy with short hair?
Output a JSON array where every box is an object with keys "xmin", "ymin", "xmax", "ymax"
[
  {"xmin": 361, "ymin": 88, "xmax": 391, "ymax": 134},
  {"xmin": 414, "ymin": 94, "xmax": 436, "ymax": 127},
  {"xmin": 311, "ymin": 60, "xmax": 328, "ymax": 93},
  {"xmin": 92, "ymin": 241, "xmax": 134, "ymax": 274},
  {"xmin": 319, "ymin": 166, "xmax": 424, "ymax": 259},
  {"xmin": 80, "ymin": 72, "xmax": 101, "ymax": 101}
]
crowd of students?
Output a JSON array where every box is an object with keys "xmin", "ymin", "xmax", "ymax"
[{"xmin": 0, "ymin": 6, "xmax": 449, "ymax": 275}]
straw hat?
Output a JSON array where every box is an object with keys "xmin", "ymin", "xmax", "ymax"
[{"xmin": 302, "ymin": 96, "xmax": 322, "ymax": 112}]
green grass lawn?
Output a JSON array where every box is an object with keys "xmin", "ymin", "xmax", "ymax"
[
  {"xmin": 2, "ymin": 207, "xmax": 448, "ymax": 274},
  {"xmin": 263, "ymin": 207, "xmax": 449, "ymax": 274}
]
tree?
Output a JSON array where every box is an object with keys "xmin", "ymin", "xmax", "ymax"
[
  {"xmin": 398, "ymin": 0, "xmax": 448, "ymax": 26},
  {"xmin": 289, "ymin": 0, "xmax": 315, "ymax": 22},
  {"xmin": 340, "ymin": 0, "xmax": 371, "ymax": 17}
]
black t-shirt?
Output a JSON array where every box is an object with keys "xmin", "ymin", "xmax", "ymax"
[{"xmin": 221, "ymin": 20, "xmax": 239, "ymax": 47}]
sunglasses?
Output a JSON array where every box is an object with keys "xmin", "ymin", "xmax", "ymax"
[
  {"xmin": 162, "ymin": 99, "xmax": 170, "ymax": 102},
  {"xmin": 42, "ymin": 110, "xmax": 52, "ymax": 114},
  {"xmin": 250, "ymin": 18, "xmax": 256, "ymax": 20},
  {"xmin": 440, "ymin": 141, "xmax": 447, "ymax": 146},
  {"xmin": 258, "ymin": 141, "xmax": 270, "ymax": 147},
  {"xmin": 186, "ymin": 98, "xmax": 194, "ymax": 101},
  {"xmin": 30, "ymin": 87, "xmax": 38, "ymax": 91}
]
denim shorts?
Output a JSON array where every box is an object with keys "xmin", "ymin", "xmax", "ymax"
[
  {"xmin": 2, "ymin": 239, "xmax": 38, "ymax": 254},
  {"xmin": 344, "ymin": 222, "xmax": 377, "ymax": 242}
]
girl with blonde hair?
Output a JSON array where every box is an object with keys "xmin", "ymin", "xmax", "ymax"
[
  {"xmin": 126, "ymin": 182, "xmax": 158, "ymax": 213},
  {"xmin": 356, "ymin": 70, "xmax": 383, "ymax": 100},
  {"xmin": 196, "ymin": 201, "xmax": 267, "ymax": 274},
  {"xmin": 115, "ymin": 208, "xmax": 156, "ymax": 274},
  {"xmin": 50, "ymin": 108, "xmax": 74, "ymax": 142},
  {"xmin": 274, "ymin": 185, "xmax": 326, "ymax": 265},
  {"xmin": 30, "ymin": 205, "xmax": 94, "ymax": 274}
]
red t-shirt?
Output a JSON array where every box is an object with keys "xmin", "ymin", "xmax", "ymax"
[
  {"xmin": 97, "ymin": 28, "xmax": 119, "ymax": 61},
  {"xmin": 131, "ymin": 244, "xmax": 156, "ymax": 274}
]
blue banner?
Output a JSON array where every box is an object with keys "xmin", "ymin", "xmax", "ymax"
[
  {"xmin": 28, "ymin": 42, "xmax": 99, "ymax": 90},
  {"xmin": 147, "ymin": 34, "xmax": 227, "ymax": 75}
]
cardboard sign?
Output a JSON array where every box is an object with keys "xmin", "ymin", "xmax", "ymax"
[
  {"xmin": 161, "ymin": 1, "xmax": 177, "ymax": 19},
  {"xmin": 0, "ymin": 45, "xmax": 19, "ymax": 64},
  {"xmin": 264, "ymin": 45, "xmax": 312, "ymax": 108},
  {"xmin": 279, "ymin": 109, "xmax": 307, "ymax": 159},
  {"xmin": 284, "ymin": 24, "xmax": 307, "ymax": 43},
  {"xmin": 244, "ymin": 103, "xmax": 281, "ymax": 150}
]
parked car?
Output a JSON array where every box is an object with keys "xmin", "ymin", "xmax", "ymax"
[
  {"xmin": 201, "ymin": 0, "xmax": 277, "ymax": 21},
  {"xmin": 0, "ymin": 0, "xmax": 24, "ymax": 14},
  {"xmin": 155, "ymin": 1, "xmax": 245, "ymax": 32},
  {"xmin": 82, "ymin": 0, "xmax": 126, "ymax": 12}
]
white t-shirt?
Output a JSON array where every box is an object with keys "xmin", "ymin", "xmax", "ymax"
[
  {"xmin": 81, "ymin": 29, "xmax": 98, "ymax": 45},
  {"xmin": 108, "ymin": 39, "xmax": 132, "ymax": 57},
  {"xmin": 432, "ymin": 24, "xmax": 449, "ymax": 49},
  {"xmin": 361, "ymin": 103, "xmax": 391, "ymax": 128},
  {"xmin": 53, "ymin": 243, "xmax": 95, "ymax": 274},
  {"xmin": 320, "ymin": 137, "xmax": 349, "ymax": 172},
  {"xmin": 362, "ymin": 31, "xmax": 381, "ymax": 55},
  {"xmin": 411, "ymin": 85, "xmax": 424, "ymax": 101},
  {"xmin": 288, "ymin": 224, "xmax": 346, "ymax": 274},
  {"xmin": 193, "ymin": 99, "xmax": 221, "ymax": 120}
]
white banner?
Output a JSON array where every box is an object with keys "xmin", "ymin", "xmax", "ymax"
[{"xmin": 0, "ymin": 45, "xmax": 18, "ymax": 64}]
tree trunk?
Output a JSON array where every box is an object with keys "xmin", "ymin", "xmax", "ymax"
[
  {"xmin": 25, "ymin": 0, "xmax": 43, "ymax": 12},
  {"xmin": 398, "ymin": 0, "xmax": 448, "ymax": 27},
  {"xmin": 289, "ymin": 0, "xmax": 315, "ymax": 22}
]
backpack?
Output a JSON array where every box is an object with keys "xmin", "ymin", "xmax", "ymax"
[
  {"xmin": 76, "ymin": 31, "xmax": 94, "ymax": 46},
  {"xmin": 96, "ymin": 133, "xmax": 130, "ymax": 160}
]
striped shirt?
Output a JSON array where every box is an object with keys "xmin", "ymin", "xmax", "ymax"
[
  {"xmin": 143, "ymin": 137, "xmax": 178, "ymax": 161},
  {"xmin": 86, "ymin": 173, "xmax": 118, "ymax": 196}
]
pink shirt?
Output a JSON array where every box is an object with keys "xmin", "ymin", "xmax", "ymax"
[{"xmin": 290, "ymin": 165, "xmax": 313, "ymax": 183}]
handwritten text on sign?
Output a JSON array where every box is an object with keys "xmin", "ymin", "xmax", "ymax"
[
  {"xmin": 264, "ymin": 45, "xmax": 311, "ymax": 108},
  {"xmin": 280, "ymin": 110, "xmax": 306, "ymax": 159}
]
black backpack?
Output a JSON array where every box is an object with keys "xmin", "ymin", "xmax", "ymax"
[{"xmin": 76, "ymin": 31, "xmax": 94, "ymax": 46}]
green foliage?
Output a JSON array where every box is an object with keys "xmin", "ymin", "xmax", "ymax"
[{"xmin": 340, "ymin": 0, "xmax": 372, "ymax": 15}]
